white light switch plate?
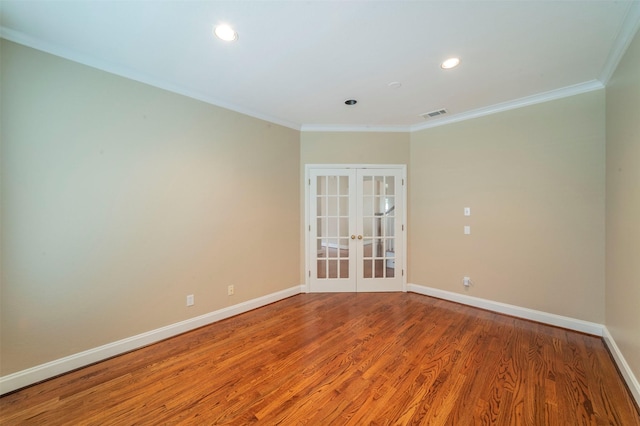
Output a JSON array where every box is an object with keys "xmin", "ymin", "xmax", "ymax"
[
  {"xmin": 464, "ymin": 207, "xmax": 471, "ymax": 216},
  {"xmin": 464, "ymin": 226, "xmax": 471, "ymax": 235}
]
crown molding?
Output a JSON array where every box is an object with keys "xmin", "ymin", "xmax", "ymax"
[
  {"xmin": 0, "ymin": 27, "xmax": 302, "ymax": 131},
  {"xmin": 409, "ymin": 80, "xmax": 605, "ymax": 133},
  {"xmin": 599, "ymin": 1, "xmax": 640, "ymax": 85},
  {"xmin": 304, "ymin": 80, "xmax": 605, "ymax": 134},
  {"xmin": 300, "ymin": 124, "xmax": 410, "ymax": 133}
]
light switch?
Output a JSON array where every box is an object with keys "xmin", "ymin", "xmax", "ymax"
[
  {"xmin": 464, "ymin": 226, "xmax": 471, "ymax": 235},
  {"xmin": 464, "ymin": 207, "xmax": 471, "ymax": 216}
]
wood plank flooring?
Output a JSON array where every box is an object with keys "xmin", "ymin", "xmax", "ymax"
[{"xmin": 1, "ymin": 293, "xmax": 638, "ymax": 425}]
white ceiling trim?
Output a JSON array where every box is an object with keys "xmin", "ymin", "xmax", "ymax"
[
  {"xmin": 408, "ymin": 80, "xmax": 605, "ymax": 133},
  {"xmin": 599, "ymin": 1, "xmax": 640, "ymax": 85},
  {"xmin": 301, "ymin": 80, "xmax": 604, "ymax": 134},
  {"xmin": 300, "ymin": 124, "xmax": 410, "ymax": 133},
  {"xmin": 0, "ymin": 27, "xmax": 302, "ymax": 131}
]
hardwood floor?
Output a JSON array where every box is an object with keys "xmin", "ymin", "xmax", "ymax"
[{"xmin": 1, "ymin": 293, "xmax": 638, "ymax": 425}]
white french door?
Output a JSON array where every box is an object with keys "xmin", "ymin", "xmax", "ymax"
[{"xmin": 307, "ymin": 166, "xmax": 405, "ymax": 292}]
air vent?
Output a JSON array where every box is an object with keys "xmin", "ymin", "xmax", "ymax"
[{"xmin": 421, "ymin": 109, "xmax": 448, "ymax": 119}]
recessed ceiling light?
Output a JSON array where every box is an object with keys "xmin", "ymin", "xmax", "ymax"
[
  {"xmin": 344, "ymin": 99, "xmax": 357, "ymax": 106},
  {"xmin": 441, "ymin": 57, "xmax": 460, "ymax": 69},
  {"xmin": 214, "ymin": 24, "xmax": 238, "ymax": 41},
  {"xmin": 388, "ymin": 81, "xmax": 402, "ymax": 89}
]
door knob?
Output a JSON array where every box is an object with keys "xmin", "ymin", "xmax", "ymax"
[
  {"xmin": 351, "ymin": 235, "xmax": 356, "ymax": 239},
  {"xmin": 358, "ymin": 235, "xmax": 363, "ymax": 240}
]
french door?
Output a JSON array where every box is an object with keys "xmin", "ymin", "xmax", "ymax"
[{"xmin": 307, "ymin": 166, "xmax": 405, "ymax": 292}]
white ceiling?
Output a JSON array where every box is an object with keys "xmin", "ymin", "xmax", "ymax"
[{"xmin": 2, "ymin": 1, "xmax": 639, "ymax": 132}]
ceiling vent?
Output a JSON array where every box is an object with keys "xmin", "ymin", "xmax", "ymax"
[{"xmin": 421, "ymin": 109, "xmax": 448, "ymax": 119}]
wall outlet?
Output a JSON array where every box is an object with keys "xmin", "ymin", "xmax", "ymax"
[
  {"xmin": 463, "ymin": 277, "xmax": 471, "ymax": 287},
  {"xmin": 227, "ymin": 285, "xmax": 234, "ymax": 296},
  {"xmin": 186, "ymin": 294, "xmax": 194, "ymax": 306}
]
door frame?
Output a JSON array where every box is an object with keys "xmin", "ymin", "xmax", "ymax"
[{"xmin": 304, "ymin": 164, "xmax": 407, "ymax": 293}]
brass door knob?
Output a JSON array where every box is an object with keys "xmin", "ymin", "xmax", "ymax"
[
  {"xmin": 358, "ymin": 235, "xmax": 363, "ymax": 240},
  {"xmin": 351, "ymin": 235, "xmax": 356, "ymax": 239}
]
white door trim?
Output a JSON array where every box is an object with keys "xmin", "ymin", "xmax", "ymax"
[{"xmin": 304, "ymin": 164, "xmax": 407, "ymax": 293}]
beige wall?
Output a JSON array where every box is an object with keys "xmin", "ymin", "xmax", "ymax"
[
  {"xmin": 606, "ymin": 29, "xmax": 640, "ymax": 381},
  {"xmin": 0, "ymin": 41, "xmax": 300, "ymax": 375},
  {"xmin": 409, "ymin": 90, "xmax": 606, "ymax": 322},
  {"xmin": 300, "ymin": 131, "xmax": 410, "ymax": 165},
  {"xmin": 299, "ymin": 131, "xmax": 410, "ymax": 282}
]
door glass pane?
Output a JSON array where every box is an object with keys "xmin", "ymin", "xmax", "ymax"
[
  {"xmin": 339, "ymin": 260, "xmax": 349, "ymax": 278},
  {"xmin": 339, "ymin": 239, "xmax": 349, "ymax": 256},
  {"xmin": 327, "ymin": 218, "xmax": 338, "ymax": 237},
  {"xmin": 327, "ymin": 239, "xmax": 338, "ymax": 257},
  {"xmin": 317, "ymin": 259, "xmax": 327, "ymax": 279},
  {"xmin": 316, "ymin": 218, "xmax": 325, "ymax": 237},
  {"xmin": 328, "ymin": 260, "xmax": 338, "ymax": 279},
  {"xmin": 363, "ymin": 238, "xmax": 373, "ymax": 258},
  {"xmin": 317, "ymin": 239, "xmax": 327, "ymax": 258},
  {"xmin": 363, "ymin": 196, "xmax": 373, "ymax": 217},
  {"xmin": 317, "ymin": 176, "xmax": 326, "ymax": 196},
  {"xmin": 363, "ymin": 176, "xmax": 373, "ymax": 195},
  {"xmin": 385, "ymin": 197, "xmax": 395, "ymax": 216},
  {"xmin": 386, "ymin": 264, "xmax": 395, "ymax": 277},
  {"xmin": 363, "ymin": 218, "xmax": 374, "ymax": 238},
  {"xmin": 375, "ymin": 259, "xmax": 384, "ymax": 278},
  {"xmin": 339, "ymin": 196, "xmax": 349, "ymax": 216},
  {"xmin": 386, "ymin": 176, "xmax": 395, "ymax": 195},
  {"xmin": 374, "ymin": 196, "xmax": 384, "ymax": 215},
  {"xmin": 339, "ymin": 217, "xmax": 349, "ymax": 237},
  {"xmin": 374, "ymin": 238, "xmax": 384, "ymax": 257},
  {"xmin": 374, "ymin": 176, "xmax": 384, "ymax": 196},
  {"xmin": 327, "ymin": 196, "xmax": 338, "ymax": 216},
  {"xmin": 374, "ymin": 218, "xmax": 383, "ymax": 237},
  {"xmin": 328, "ymin": 176, "xmax": 338, "ymax": 195},
  {"xmin": 316, "ymin": 196, "xmax": 325, "ymax": 216},
  {"xmin": 385, "ymin": 218, "xmax": 395, "ymax": 237},
  {"xmin": 363, "ymin": 259, "xmax": 372, "ymax": 278},
  {"xmin": 339, "ymin": 176, "xmax": 349, "ymax": 195},
  {"xmin": 384, "ymin": 239, "xmax": 395, "ymax": 255}
]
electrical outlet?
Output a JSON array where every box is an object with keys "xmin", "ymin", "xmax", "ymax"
[
  {"xmin": 227, "ymin": 285, "xmax": 234, "ymax": 296},
  {"xmin": 463, "ymin": 277, "xmax": 471, "ymax": 287},
  {"xmin": 186, "ymin": 294, "xmax": 194, "ymax": 306}
]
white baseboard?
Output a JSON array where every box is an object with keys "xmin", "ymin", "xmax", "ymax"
[
  {"xmin": 602, "ymin": 327, "xmax": 640, "ymax": 407},
  {"xmin": 0, "ymin": 285, "xmax": 304, "ymax": 395},
  {"xmin": 407, "ymin": 283, "xmax": 603, "ymax": 335},
  {"xmin": 5, "ymin": 284, "xmax": 638, "ymax": 410},
  {"xmin": 408, "ymin": 283, "xmax": 640, "ymax": 408}
]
